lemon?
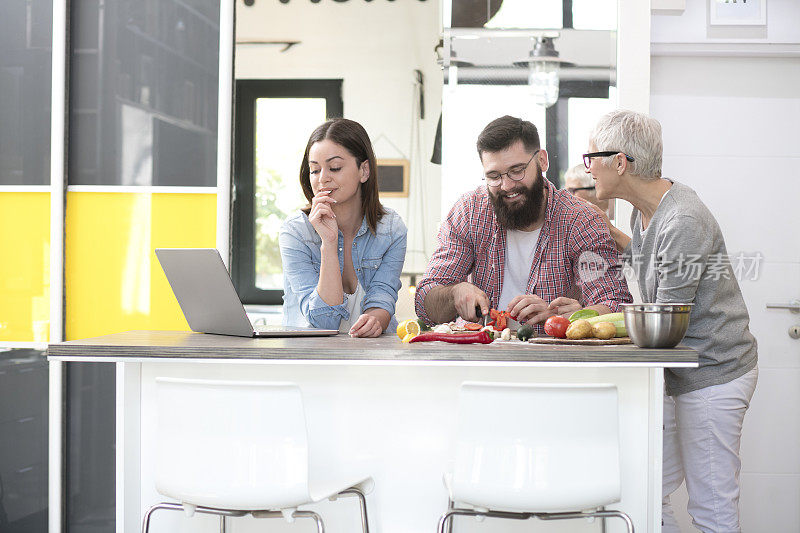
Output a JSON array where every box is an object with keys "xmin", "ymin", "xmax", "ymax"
[
  {"xmin": 396, "ymin": 319, "xmax": 421, "ymax": 340},
  {"xmin": 396, "ymin": 319, "xmax": 411, "ymax": 339},
  {"xmin": 402, "ymin": 333, "xmax": 415, "ymax": 343}
]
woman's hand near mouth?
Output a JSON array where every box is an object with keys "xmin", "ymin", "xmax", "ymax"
[{"xmin": 309, "ymin": 189, "xmax": 339, "ymax": 243}]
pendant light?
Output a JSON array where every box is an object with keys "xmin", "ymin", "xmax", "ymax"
[{"xmin": 514, "ymin": 36, "xmax": 572, "ymax": 108}]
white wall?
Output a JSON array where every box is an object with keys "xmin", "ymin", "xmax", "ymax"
[
  {"xmin": 652, "ymin": 0, "xmax": 800, "ymax": 43},
  {"xmin": 650, "ymin": 2, "xmax": 800, "ymax": 531},
  {"xmin": 235, "ymin": 0, "xmax": 442, "ymax": 283}
]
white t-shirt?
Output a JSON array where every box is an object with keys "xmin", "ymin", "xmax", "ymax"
[
  {"xmin": 338, "ymin": 283, "xmax": 365, "ymax": 333},
  {"xmin": 498, "ymin": 228, "xmax": 542, "ymax": 313}
]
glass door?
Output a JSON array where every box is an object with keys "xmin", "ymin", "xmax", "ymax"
[{"xmin": 232, "ymin": 79, "xmax": 343, "ymax": 305}]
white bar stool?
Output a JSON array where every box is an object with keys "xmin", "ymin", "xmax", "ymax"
[
  {"xmin": 438, "ymin": 382, "xmax": 634, "ymax": 533},
  {"xmin": 142, "ymin": 378, "xmax": 372, "ymax": 533}
]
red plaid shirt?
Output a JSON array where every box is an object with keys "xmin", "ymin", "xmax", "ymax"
[{"xmin": 415, "ymin": 180, "xmax": 631, "ymax": 327}]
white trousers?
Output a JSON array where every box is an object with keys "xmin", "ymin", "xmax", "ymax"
[{"xmin": 662, "ymin": 367, "xmax": 758, "ymax": 533}]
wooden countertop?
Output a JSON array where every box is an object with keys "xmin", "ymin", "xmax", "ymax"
[{"xmin": 46, "ymin": 330, "xmax": 698, "ymax": 366}]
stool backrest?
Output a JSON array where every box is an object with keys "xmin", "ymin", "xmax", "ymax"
[
  {"xmin": 154, "ymin": 378, "xmax": 311, "ymax": 510},
  {"xmin": 452, "ymin": 382, "xmax": 621, "ymax": 513}
]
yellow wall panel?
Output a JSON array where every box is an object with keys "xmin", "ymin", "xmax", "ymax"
[
  {"xmin": 65, "ymin": 192, "xmax": 216, "ymax": 341},
  {"xmin": 0, "ymin": 193, "xmax": 50, "ymax": 342}
]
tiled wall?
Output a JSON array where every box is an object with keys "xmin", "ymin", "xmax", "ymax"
[{"xmin": 650, "ymin": 51, "xmax": 800, "ymax": 533}]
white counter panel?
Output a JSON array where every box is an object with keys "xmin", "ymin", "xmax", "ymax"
[{"xmin": 128, "ymin": 362, "xmax": 662, "ymax": 533}]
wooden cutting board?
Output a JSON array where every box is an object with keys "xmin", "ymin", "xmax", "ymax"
[{"xmin": 527, "ymin": 336, "xmax": 633, "ymax": 346}]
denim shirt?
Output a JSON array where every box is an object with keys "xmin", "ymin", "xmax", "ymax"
[{"xmin": 279, "ymin": 207, "xmax": 407, "ymax": 332}]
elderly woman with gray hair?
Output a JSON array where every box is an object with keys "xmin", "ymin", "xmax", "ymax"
[{"xmin": 585, "ymin": 109, "xmax": 758, "ymax": 533}]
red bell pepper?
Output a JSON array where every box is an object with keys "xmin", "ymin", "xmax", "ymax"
[{"xmin": 489, "ymin": 309, "xmax": 509, "ymax": 331}]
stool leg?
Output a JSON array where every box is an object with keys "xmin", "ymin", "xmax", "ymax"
[
  {"xmin": 141, "ymin": 502, "xmax": 184, "ymax": 533},
  {"xmin": 537, "ymin": 509, "xmax": 634, "ymax": 533},
  {"xmin": 294, "ymin": 510, "xmax": 325, "ymax": 533},
  {"xmin": 338, "ymin": 487, "xmax": 370, "ymax": 533},
  {"xmin": 252, "ymin": 510, "xmax": 325, "ymax": 533},
  {"xmin": 220, "ymin": 515, "xmax": 226, "ymax": 533},
  {"xmin": 437, "ymin": 510, "xmax": 456, "ymax": 533},
  {"xmin": 446, "ymin": 499, "xmax": 455, "ymax": 533},
  {"xmin": 608, "ymin": 510, "xmax": 634, "ymax": 533}
]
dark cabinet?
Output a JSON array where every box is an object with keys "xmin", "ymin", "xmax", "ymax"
[
  {"xmin": 0, "ymin": 351, "xmax": 48, "ymax": 530},
  {"xmin": 69, "ymin": 0, "xmax": 220, "ymax": 187}
]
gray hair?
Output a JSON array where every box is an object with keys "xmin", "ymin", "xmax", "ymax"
[
  {"xmin": 563, "ymin": 163, "xmax": 593, "ymax": 188},
  {"xmin": 589, "ymin": 109, "xmax": 662, "ymax": 179}
]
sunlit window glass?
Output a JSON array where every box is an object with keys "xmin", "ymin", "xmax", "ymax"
[
  {"xmin": 442, "ymin": 84, "xmax": 546, "ymax": 211},
  {"xmin": 254, "ymin": 98, "xmax": 326, "ymax": 290},
  {"xmin": 572, "ymin": 0, "xmax": 617, "ymax": 30},
  {"xmin": 485, "ymin": 0, "xmax": 562, "ymax": 29},
  {"xmin": 567, "ymin": 97, "xmax": 616, "ymax": 170}
]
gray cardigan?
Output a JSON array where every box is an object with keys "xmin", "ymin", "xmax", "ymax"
[{"xmin": 628, "ymin": 181, "xmax": 757, "ymax": 396}]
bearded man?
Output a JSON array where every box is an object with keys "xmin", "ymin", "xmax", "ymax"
[{"xmin": 415, "ymin": 115, "xmax": 631, "ymax": 328}]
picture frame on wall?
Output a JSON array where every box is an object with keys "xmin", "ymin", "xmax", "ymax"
[
  {"xmin": 377, "ymin": 159, "xmax": 410, "ymax": 197},
  {"xmin": 709, "ymin": 0, "xmax": 767, "ymax": 26}
]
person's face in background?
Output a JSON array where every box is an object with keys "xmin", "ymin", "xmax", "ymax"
[{"xmin": 565, "ymin": 172, "xmax": 612, "ymax": 216}]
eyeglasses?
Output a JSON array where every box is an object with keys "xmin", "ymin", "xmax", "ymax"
[
  {"xmin": 582, "ymin": 151, "xmax": 635, "ymax": 169},
  {"xmin": 566, "ymin": 186, "xmax": 595, "ymax": 194},
  {"xmin": 483, "ymin": 150, "xmax": 539, "ymax": 186}
]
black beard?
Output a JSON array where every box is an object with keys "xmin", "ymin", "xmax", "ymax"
[{"xmin": 489, "ymin": 168, "xmax": 546, "ymax": 230}]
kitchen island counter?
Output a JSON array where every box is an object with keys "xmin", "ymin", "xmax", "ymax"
[
  {"xmin": 47, "ymin": 331, "xmax": 697, "ymax": 533},
  {"xmin": 47, "ymin": 329, "xmax": 697, "ymax": 365}
]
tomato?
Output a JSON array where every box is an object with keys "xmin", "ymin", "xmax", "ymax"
[{"xmin": 544, "ymin": 315, "xmax": 570, "ymax": 338}]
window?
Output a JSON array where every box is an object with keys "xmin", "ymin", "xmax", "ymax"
[
  {"xmin": 545, "ymin": 81, "xmax": 615, "ymax": 187},
  {"xmin": 567, "ymin": 94, "xmax": 616, "ymax": 167},
  {"xmin": 441, "ymin": 80, "xmax": 612, "ymax": 195},
  {"xmin": 441, "ymin": 84, "xmax": 547, "ymax": 212},
  {"xmin": 232, "ymin": 79, "xmax": 343, "ymax": 305}
]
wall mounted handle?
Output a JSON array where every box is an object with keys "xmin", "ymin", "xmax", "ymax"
[{"xmin": 766, "ymin": 299, "xmax": 800, "ymax": 314}]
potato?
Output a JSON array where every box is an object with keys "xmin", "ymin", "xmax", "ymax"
[
  {"xmin": 592, "ymin": 321, "xmax": 617, "ymax": 340},
  {"xmin": 566, "ymin": 319, "xmax": 592, "ymax": 340}
]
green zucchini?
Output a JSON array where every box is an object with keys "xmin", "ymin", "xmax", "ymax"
[
  {"xmin": 584, "ymin": 312, "xmax": 624, "ymax": 325},
  {"xmin": 516, "ymin": 324, "xmax": 534, "ymax": 342},
  {"xmin": 582, "ymin": 313, "xmax": 627, "ymax": 337}
]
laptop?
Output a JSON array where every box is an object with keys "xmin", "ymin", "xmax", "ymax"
[{"xmin": 155, "ymin": 248, "xmax": 339, "ymax": 338}]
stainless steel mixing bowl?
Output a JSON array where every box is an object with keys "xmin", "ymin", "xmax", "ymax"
[{"xmin": 621, "ymin": 303, "xmax": 694, "ymax": 348}]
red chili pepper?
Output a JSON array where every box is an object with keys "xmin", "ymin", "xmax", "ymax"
[
  {"xmin": 463, "ymin": 322, "xmax": 483, "ymax": 331},
  {"xmin": 409, "ymin": 331, "xmax": 494, "ymax": 344}
]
